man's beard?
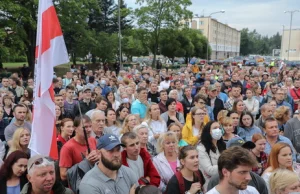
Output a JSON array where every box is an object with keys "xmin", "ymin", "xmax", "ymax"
[
  {"xmin": 228, "ymin": 176, "xmax": 249, "ymax": 190},
  {"xmin": 101, "ymin": 155, "xmax": 122, "ymax": 171}
]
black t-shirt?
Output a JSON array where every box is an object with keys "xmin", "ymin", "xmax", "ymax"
[
  {"xmin": 147, "ymin": 91, "xmax": 160, "ymax": 103},
  {"xmin": 166, "ymin": 171, "xmax": 205, "ymax": 194}
]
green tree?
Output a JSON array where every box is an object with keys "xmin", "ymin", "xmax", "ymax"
[
  {"xmin": 135, "ymin": 0, "xmax": 193, "ymax": 66},
  {"xmin": 0, "ymin": 0, "xmax": 38, "ymax": 69}
]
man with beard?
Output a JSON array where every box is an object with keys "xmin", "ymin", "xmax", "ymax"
[
  {"xmin": 79, "ymin": 134, "xmax": 138, "ymax": 194},
  {"xmin": 206, "ymin": 146, "xmax": 259, "ymax": 194},
  {"xmin": 4, "ymin": 104, "xmax": 31, "ymax": 146},
  {"xmin": 121, "ymin": 132, "xmax": 160, "ymax": 187},
  {"xmin": 21, "ymin": 155, "xmax": 72, "ymax": 194}
]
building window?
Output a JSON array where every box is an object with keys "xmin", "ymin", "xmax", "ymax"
[
  {"xmin": 199, "ymin": 21, "xmax": 204, "ymax": 25},
  {"xmin": 199, "ymin": 29, "xmax": 204, "ymax": 33},
  {"xmin": 185, "ymin": 22, "xmax": 189, "ymax": 26}
]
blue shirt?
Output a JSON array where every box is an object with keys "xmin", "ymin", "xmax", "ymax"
[
  {"xmin": 7, "ymin": 183, "xmax": 20, "ymax": 194},
  {"xmin": 238, "ymin": 126, "xmax": 262, "ymax": 141},
  {"xmin": 265, "ymin": 135, "xmax": 297, "ymax": 161},
  {"xmin": 131, "ymin": 99, "xmax": 147, "ymax": 119},
  {"xmin": 206, "ymin": 105, "xmax": 214, "ymax": 121},
  {"xmin": 218, "ymin": 92, "xmax": 228, "ymax": 104}
]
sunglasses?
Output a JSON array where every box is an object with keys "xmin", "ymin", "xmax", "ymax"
[{"xmin": 28, "ymin": 157, "xmax": 53, "ymax": 171}]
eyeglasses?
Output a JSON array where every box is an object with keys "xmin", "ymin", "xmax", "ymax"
[
  {"xmin": 276, "ymin": 93, "xmax": 284, "ymax": 95},
  {"xmin": 28, "ymin": 157, "xmax": 53, "ymax": 171},
  {"xmin": 198, "ymin": 101, "xmax": 205, "ymax": 104},
  {"xmin": 194, "ymin": 113, "xmax": 207, "ymax": 116}
]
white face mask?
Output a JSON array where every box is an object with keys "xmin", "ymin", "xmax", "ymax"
[
  {"xmin": 211, "ymin": 128, "xmax": 222, "ymax": 140},
  {"xmin": 122, "ymin": 98, "xmax": 129, "ymax": 103}
]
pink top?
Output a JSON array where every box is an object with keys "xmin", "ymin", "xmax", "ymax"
[{"xmin": 169, "ymin": 161, "xmax": 177, "ymax": 173}]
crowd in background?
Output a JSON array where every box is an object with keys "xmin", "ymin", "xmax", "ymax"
[{"xmin": 0, "ymin": 61, "xmax": 300, "ymax": 194}]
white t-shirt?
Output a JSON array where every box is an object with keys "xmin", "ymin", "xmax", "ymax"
[
  {"xmin": 193, "ymin": 126, "xmax": 199, "ymax": 136},
  {"xmin": 206, "ymin": 186, "xmax": 259, "ymax": 194}
]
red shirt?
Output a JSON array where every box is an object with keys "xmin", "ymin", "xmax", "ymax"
[
  {"xmin": 59, "ymin": 137, "xmax": 96, "ymax": 168},
  {"xmin": 57, "ymin": 135, "xmax": 68, "ymax": 145},
  {"xmin": 290, "ymin": 87, "xmax": 300, "ymax": 110},
  {"xmin": 176, "ymin": 101, "xmax": 183, "ymax": 113}
]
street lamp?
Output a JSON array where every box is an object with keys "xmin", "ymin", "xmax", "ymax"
[
  {"xmin": 284, "ymin": 10, "xmax": 299, "ymax": 60},
  {"xmin": 206, "ymin": 10, "xmax": 225, "ymax": 62}
]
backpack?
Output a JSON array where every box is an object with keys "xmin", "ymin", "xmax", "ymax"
[{"xmin": 173, "ymin": 170, "xmax": 204, "ymax": 194}]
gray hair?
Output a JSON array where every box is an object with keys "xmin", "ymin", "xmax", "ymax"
[
  {"xmin": 91, "ymin": 110, "xmax": 105, "ymax": 121},
  {"xmin": 28, "ymin": 158, "xmax": 55, "ymax": 175},
  {"xmin": 133, "ymin": 124, "xmax": 149, "ymax": 134},
  {"xmin": 168, "ymin": 90, "xmax": 178, "ymax": 98}
]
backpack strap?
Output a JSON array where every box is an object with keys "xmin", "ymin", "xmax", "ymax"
[
  {"xmin": 175, "ymin": 171, "xmax": 185, "ymax": 194},
  {"xmin": 194, "ymin": 170, "xmax": 204, "ymax": 191}
]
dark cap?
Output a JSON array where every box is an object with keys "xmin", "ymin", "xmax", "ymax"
[
  {"xmin": 97, "ymin": 134, "xmax": 124, "ymax": 150},
  {"xmin": 226, "ymin": 136, "xmax": 256, "ymax": 150}
]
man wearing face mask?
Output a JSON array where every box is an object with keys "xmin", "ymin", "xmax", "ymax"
[{"xmin": 99, "ymin": 79, "xmax": 111, "ymax": 97}]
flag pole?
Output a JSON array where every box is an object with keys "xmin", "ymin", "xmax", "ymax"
[{"xmin": 77, "ymin": 102, "xmax": 91, "ymax": 154}]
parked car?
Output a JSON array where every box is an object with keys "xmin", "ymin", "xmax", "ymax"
[
  {"xmin": 286, "ymin": 61, "xmax": 300, "ymax": 68},
  {"xmin": 245, "ymin": 59, "xmax": 257, "ymax": 66}
]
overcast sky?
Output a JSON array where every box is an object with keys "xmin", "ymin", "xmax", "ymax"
[{"xmin": 124, "ymin": 0, "xmax": 300, "ymax": 37}]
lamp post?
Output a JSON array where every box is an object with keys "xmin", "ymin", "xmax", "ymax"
[
  {"xmin": 284, "ymin": 10, "xmax": 299, "ymax": 61},
  {"xmin": 206, "ymin": 10, "xmax": 225, "ymax": 62}
]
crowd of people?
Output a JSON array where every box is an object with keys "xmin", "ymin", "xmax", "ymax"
[{"xmin": 0, "ymin": 61, "xmax": 300, "ymax": 194}]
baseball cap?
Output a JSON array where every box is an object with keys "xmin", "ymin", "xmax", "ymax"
[
  {"xmin": 97, "ymin": 134, "xmax": 124, "ymax": 150},
  {"xmin": 82, "ymin": 86, "xmax": 92, "ymax": 92},
  {"xmin": 226, "ymin": 136, "xmax": 256, "ymax": 149},
  {"xmin": 208, "ymin": 85, "xmax": 217, "ymax": 91}
]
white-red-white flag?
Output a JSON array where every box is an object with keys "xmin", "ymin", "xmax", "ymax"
[{"xmin": 29, "ymin": 0, "xmax": 69, "ymax": 160}]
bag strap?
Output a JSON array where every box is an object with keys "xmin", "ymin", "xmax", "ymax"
[
  {"xmin": 175, "ymin": 171, "xmax": 185, "ymax": 194},
  {"xmin": 194, "ymin": 170, "xmax": 204, "ymax": 191},
  {"xmin": 293, "ymin": 88, "xmax": 300, "ymax": 99}
]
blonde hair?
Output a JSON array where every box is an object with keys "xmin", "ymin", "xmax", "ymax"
[
  {"xmin": 269, "ymin": 169, "xmax": 299, "ymax": 194},
  {"xmin": 156, "ymin": 131, "xmax": 178, "ymax": 153},
  {"xmin": 120, "ymin": 114, "xmax": 139, "ymax": 135},
  {"xmin": 9, "ymin": 127, "xmax": 30, "ymax": 154},
  {"xmin": 217, "ymin": 110, "xmax": 229, "ymax": 124},
  {"xmin": 144, "ymin": 103, "xmax": 163, "ymax": 123},
  {"xmin": 274, "ymin": 106, "xmax": 290, "ymax": 122}
]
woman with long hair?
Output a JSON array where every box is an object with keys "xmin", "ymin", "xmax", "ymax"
[
  {"xmin": 116, "ymin": 104, "xmax": 129, "ymax": 126},
  {"xmin": 251, "ymin": 133, "xmax": 268, "ymax": 176},
  {"xmin": 0, "ymin": 150, "xmax": 28, "ymax": 194},
  {"xmin": 243, "ymin": 88, "xmax": 259, "ymax": 117},
  {"xmin": 55, "ymin": 104, "xmax": 63, "ymax": 131},
  {"xmin": 106, "ymin": 91, "xmax": 120, "ymax": 111},
  {"xmin": 120, "ymin": 114, "xmax": 139, "ymax": 135},
  {"xmin": 57, "ymin": 118, "xmax": 74, "ymax": 154},
  {"xmin": 2, "ymin": 95, "xmax": 14, "ymax": 122},
  {"xmin": 182, "ymin": 107, "xmax": 206, "ymax": 145},
  {"xmin": 166, "ymin": 145, "xmax": 205, "ymax": 194},
  {"xmin": 262, "ymin": 143, "xmax": 294, "ymax": 193},
  {"xmin": 7, "ymin": 128, "xmax": 31, "ymax": 157},
  {"xmin": 197, "ymin": 121, "xmax": 226, "ymax": 189},
  {"xmin": 20, "ymin": 87, "xmax": 33, "ymax": 104},
  {"xmin": 104, "ymin": 108, "xmax": 121, "ymax": 136},
  {"xmin": 232, "ymin": 99, "xmax": 246, "ymax": 116},
  {"xmin": 238, "ymin": 111, "xmax": 262, "ymax": 141},
  {"xmin": 153, "ymin": 132, "xmax": 179, "ymax": 192},
  {"xmin": 143, "ymin": 103, "xmax": 167, "ymax": 148}
]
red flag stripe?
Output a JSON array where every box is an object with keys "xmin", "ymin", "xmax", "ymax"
[{"xmin": 41, "ymin": 6, "xmax": 63, "ymax": 56}]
